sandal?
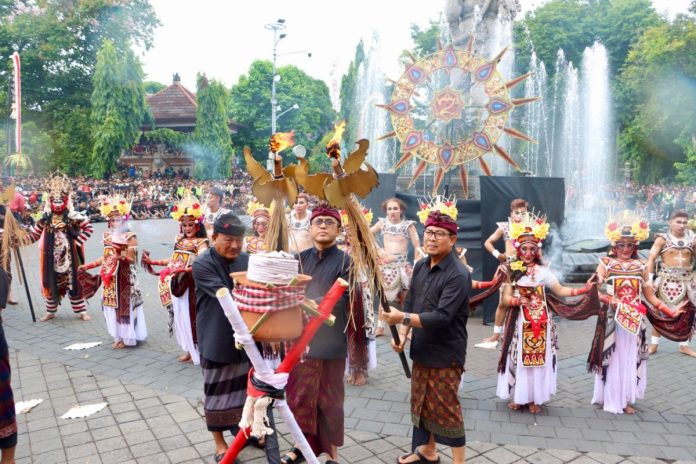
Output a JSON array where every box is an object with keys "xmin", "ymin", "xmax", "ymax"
[
  {"xmin": 214, "ymin": 452, "xmax": 225, "ymax": 463},
  {"xmin": 280, "ymin": 447, "xmax": 305, "ymax": 464},
  {"xmin": 396, "ymin": 450, "xmax": 440, "ymax": 464}
]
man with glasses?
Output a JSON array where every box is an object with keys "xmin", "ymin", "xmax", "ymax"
[
  {"xmin": 382, "ymin": 211, "xmax": 471, "ymax": 464},
  {"xmin": 288, "ymin": 192, "xmax": 313, "ymax": 253},
  {"xmin": 646, "ymin": 210, "xmax": 696, "ymax": 357},
  {"xmin": 283, "ymin": 205, "xmax": 351, "ymax": 464},
  {"xmin": 370, "ymin": 198, "xmax": 423, "ymax": 336},
  {"xmin": 192, "ymin": 213, "xmax": 252, "ymax": 462}
]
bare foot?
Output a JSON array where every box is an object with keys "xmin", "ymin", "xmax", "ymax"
[
  {"xmin": 351, "ymin": 371, "xmax": 367, "ymax": 386},
  {"xmin": 78, "ymin": 313, "xmax": 91, "ymax": 321},
  {"xmin": 177, "ymin": 353, "xmax": 192, "ymax": 363},
  {"xmin": 648, "ymin": 344, "xmax": 658, "ymax": 355},
  {"xmin": 375, "ymin": 326, "xmax": 385, "ymax": 337},
  {"xmin": 7, "ymin": 299, "xmax": 18, "ymax": 305},
  {"xmin": 483, "ymin": 333, "xmax": 501, "ymax": 343},
  {"xmin": 528, "ymin": 404, "xmax": 541, "ymax": 414},
  {"xmin": 679, "ymin": 345, "xmax": 696, "ymax": 358},
  {"xmin": 39, "ymin": 313, "xmax": 55, "ymax": 322},
  {"xmin": 508, "ymin": 402, "xmax": 521, "ymax": 411},
  {"xmin": 624, "ymin": 405, "xmax": 636, "ymax": 414},
  {"xmin": 113, "ymin": 341, "xmax": 126, "ymax": 349}
]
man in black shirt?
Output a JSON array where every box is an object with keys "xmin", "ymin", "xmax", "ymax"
[
  {"xmin": 283, "ymin": 205, "xmax": 351, "ymax": 464},
  {"xmin": 192, "ymin": 213, "xmax": 250, "ymax": 462},
  {"xmin": 382, "ymin": 211, "xmax": 471, "ymax": 464}
]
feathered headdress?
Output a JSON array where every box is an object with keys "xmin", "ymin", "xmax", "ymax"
[
  {"xmin": 417, "ymin": 195, "xmax": 458, "ymax": 224},
  {"xmin": 99, "ymin": 194, "xmax": 132, "ymax": 218},
  {"xmin": 604, "ymin": 210, "xmax": 649, "ymax": 244},
  {"xmin": 170, "ymin": 196, "xmax": 204, "ymax": 222},
  {"xmin": 509, "ymin": 211, "xmax": 550, "ymax": 247}
]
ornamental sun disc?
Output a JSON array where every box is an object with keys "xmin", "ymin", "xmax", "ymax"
[{"xmin": 379, "ymin": 40, "xmax": 540, "ymax": 197}]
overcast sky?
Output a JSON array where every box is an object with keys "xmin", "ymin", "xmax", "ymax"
[{"xmin": 139, "ymin": 0, "xmax": 692, "ymax": 99}]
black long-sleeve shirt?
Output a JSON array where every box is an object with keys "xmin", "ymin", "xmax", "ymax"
[
  {"xmin": 299, "ymin": 244, "xmax": 351, "ymax": 360},
  {"xmin": 193, "ymin": 248, "xmax": 249, "ymax": 364},
  {"xmin": 405, "ymin": 249, "xmax": 471, "ymax": 368}
]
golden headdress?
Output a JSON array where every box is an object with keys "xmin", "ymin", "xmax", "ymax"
[
  {"xmin": 340, "ymin": 205, "xmax": 373, "ymax": 226},
  {"xmin": 170, "ymin": 196, "xmax": 204, "ymax": 222},
  {"xmin": 99, "ymin": 194, "xmax": 132, "ymax": 218},
  {"xmin": 45, "ymin": 172, "xmax": 71, "ymax": 198},
  {"xmin": 246, "ymin": 199, "xmax": 272, "ymax": 221},
  {"xmin": 417, "ymin": 195, "xmax": 458, "ymax": 224},
  {"xmin": 509, "ymin": 211, "xmax": 550, "ymax": 246},
  {"xmin": 604, "ymin": 210, "xmax": 649, "ymax": 244}
]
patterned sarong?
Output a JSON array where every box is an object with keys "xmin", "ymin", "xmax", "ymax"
[
  {"xmin": 381, "ymin": 257, "xmax": 412, "ymax": 301},
  {"xmin": 201, "ymin": 357, "xmax": 250, "ymax": 432},
  {"xmin": 0, "ymin": 320, "xmax": 17, "ymax": 450},
  {"xmin": 286, "ymin": 357, "xmax": 345, "ymax": 456},
  {"xmin": 410, "ymin": 362, "xmax": 465, "ymax": 446}
]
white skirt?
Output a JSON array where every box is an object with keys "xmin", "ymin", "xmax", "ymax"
[
  {"xmin": 497, "ymin": 313, "xmax": 557, "ymax": 405},
  {"xmin": 171, "ymin": 289, "xmax": 200, "ymax": 365},
  {"xmin": 103, "ymin": 303, "xmax": 147, "ymax": 346},
  {"xmin": 591, "ymin": 325, "xmax": 647, "ymax": 414}
]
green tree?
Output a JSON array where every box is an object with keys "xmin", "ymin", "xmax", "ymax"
[
  {"xmin": 617, "ymin": 16, "xmax": 696, "ymax": 182},
  {"xmin": 190, "ymin": 74, "xmax": 233, "ymax": 179},
  {"xmin": 229, "ymin": 60, "xmax": 336, "ymax": 165},
  {"xmin": 514, "ymin": 0, "xmax": 662, "ymax": 74},
  {"xmin": 90, "ymin": 40, "xmax": 148, "ymax": 178},
  {"xmin": 144, "ymin": 81, "xmax": 166, "ymax": 94},
  {"xmin": 409, "ymin": 20, "xmax": 441, "ymax": 58},
  {"xmin": 339, "ymin": 41, "xmax": 365, "ymax": 147}
]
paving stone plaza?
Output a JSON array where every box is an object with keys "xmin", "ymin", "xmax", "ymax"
[{"xmin": 5, "ymin": 219, "xmax": 696, "ymax": 463}]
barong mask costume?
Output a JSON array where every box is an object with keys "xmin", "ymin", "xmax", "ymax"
[{"xmin": 28, "ymin": 173, "xmax": 93, "ymax": 313}]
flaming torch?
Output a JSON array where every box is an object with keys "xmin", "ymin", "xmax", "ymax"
[{"xmin": 270, "ymin": 130, "xmax": 296, "ymax": 177}]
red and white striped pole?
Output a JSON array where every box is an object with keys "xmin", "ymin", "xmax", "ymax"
[{"xmin": 11, "ymin": 52, "xmax": 21, "ymax": 154}]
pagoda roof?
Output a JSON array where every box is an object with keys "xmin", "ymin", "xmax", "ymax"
[{"xmin": 145, "ymin": 76, "xmax": 241, "ymax": 132}]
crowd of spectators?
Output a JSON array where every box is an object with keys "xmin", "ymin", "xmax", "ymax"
[
  {"xmin": 608, "ymin": 183, "xmax": 696, "ymax": 221},
  {"xmin": 5, "ymin": 169, "xmax": 254, "ymax": 225}
]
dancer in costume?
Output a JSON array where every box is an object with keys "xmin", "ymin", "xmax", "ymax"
[
  {"xmin": 370, "ymin": 198, "xmax": 423, "ymax": 336},
  {"xmin": 287, "ymin": 193, "xmax": 313, "ymax": 253},
  {"xmin": 27, "ymin": 174, "xmax": 93, "ymax": 322},
  {"xmin": 339, "ymin": 207, "xmax": 377, "ymax": 386},
  {"xmin": 646, "ymin": 210, "xmax": 696, "ymax": 357},
  {"xmin": 81, "ymin": 196, "xmax": 146, "ymax": 348},
  {"xmin": 480, "ymin": 199, "xmax": 528, "ymax": 348},
  {"xmin": 142, "ymin": 197, "xmax": 208, "ymax": 363},
  {"xmin": 382, "ymin": 210, "xmax": 470, "ymax": 464},
  {"xmin": 242, "ymin": 200, "xmax": 270, "ymax": 254},
  {"xmin": 591, "ymin": 212, "xmax": 681, "ymax": 414},
  {"xmin": 0, "ymin": 206, "xmax": 17, "ymax": 463},
  {"xmin": 203, "ymin": 187, "xmax": 229, "ymax": 238},
  {"xmin": 496, "ymin": 212, "xmax": 592, "ymax": 414}
]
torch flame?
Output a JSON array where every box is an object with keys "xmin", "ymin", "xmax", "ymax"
[
  {"xmin": 270, "ymin": 130, "xmax": 296, "ymax": 154},
  {"xmin": 326, "ymin": 121, "xmax": 346, "ymax": 159}
]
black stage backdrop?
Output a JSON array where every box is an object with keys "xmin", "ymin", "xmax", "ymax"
[{"xmin": 479, "ymin": 176, "xmax": 565, "ymax": 323}]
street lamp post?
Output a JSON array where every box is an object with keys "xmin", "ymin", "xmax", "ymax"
[
  {"xmin": 265, "ymin": 19, "xmax": 286, "ymax": 169},
  {"xmin": 275, "ymin": 103, "xmax": 299, "ymax": 129}
]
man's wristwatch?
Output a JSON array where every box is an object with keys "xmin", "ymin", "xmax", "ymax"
[{"xmin": 402, "ymin": 312, "xmax": 412, "ymax": 326}]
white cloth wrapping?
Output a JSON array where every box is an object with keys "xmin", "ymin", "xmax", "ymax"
[
  {"xmin": 171, "ymin": 289, "xmax": 200, "ymax": 365},
  {"xmin": 103, "ymin": 304, "xmax": 147, "ymax": 346},
  {"xmin": 216, "ymin": 288, "xmax": 320, "ymax": 464},
  {"xmin": 496, "ymin": 313, "xmax": 557, "ymax": 405},
  {"xmin": 591, "ymin": 325, "xmax": 647, "ymax": 414}
]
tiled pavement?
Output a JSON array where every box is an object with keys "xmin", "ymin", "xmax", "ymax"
[{"xmin": 5, "ymin": 219, "xmax": 696, "ymax": 463}]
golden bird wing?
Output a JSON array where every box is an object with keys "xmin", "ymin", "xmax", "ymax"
[
  {"xmin": 324, "ymin": 163, "xmax": 379, "ymax": 209},
  {"xmin": 343, "ymin": 139, "xmax": 370, "ymax": 174},
  {"xmin": 292, "ymin": 158, "xmax": 331, "ymax": 199},
  {"xmin": 244, "ymin": 147, "xmax": 273, "ymax": 185}
]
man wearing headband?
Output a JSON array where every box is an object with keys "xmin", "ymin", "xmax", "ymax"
[
  {"xmin": 382, "ymin": 211, "xmax": 470, "ymax": 464},
  {"xmin": 203, "ymin": 186, "xmax": 230, "ymax": 238},
  {"xmin": 283, "ymin": 204, "xmax": 351, "ymax": 464},
  {"xmin": 192, "ymin": 213, "xmax": 251, "ymax": 461}
]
